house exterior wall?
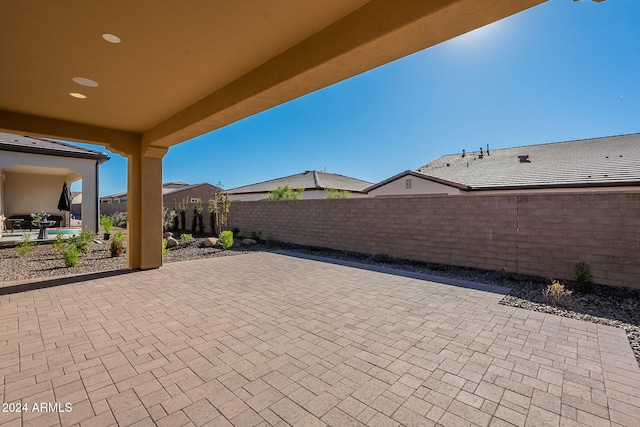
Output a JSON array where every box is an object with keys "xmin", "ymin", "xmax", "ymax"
[
  {"xmin": 368, "ymin": 175, "xmax": 461, "ymax": 196},
  {"xmin": 228, "ymin": 191, "xmax": 640, "ymax": 289}
]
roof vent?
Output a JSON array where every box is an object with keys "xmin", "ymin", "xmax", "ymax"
[
  {"xmin": 462, "ymin": 149, "xmax": 466, "ymax": 158},
  {"xmin": 518, "ymin": 155, "xmax": 530, "ymax": 163},
  {"xmin": 478, "ymin": 147, "xmax": 483, "ymax": 159},
  {"xmin": 446, "ymin": 163, "xmax": 450, "ymax": 167}
]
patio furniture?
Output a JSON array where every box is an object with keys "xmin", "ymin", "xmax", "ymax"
[
  {"xmin": 9, "ymin": 214, "xmax": 63, "ymax": 231},
  {"xmin": 7, "ymin": 218, "xmax": 23, "ymax": 233}
]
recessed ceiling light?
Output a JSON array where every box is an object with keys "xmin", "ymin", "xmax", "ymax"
[
  {"xmin": 69, "ymin": 92, "xmax": 87, "ymax": 99},
  {"xmin": 73, "ymin": 77, "xmax": 99, "ymax": 87},
  {"xmin": 102, "ymin": 33, "xmax": 121, "ymax": 44}
]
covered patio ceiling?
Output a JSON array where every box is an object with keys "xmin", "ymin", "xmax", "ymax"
[
  {"xmin": 0, "ymin": 0, "xmax": 547, "ymax": 269},
  {"xmin": 0, "ymin": 0, "xmax": 544, "ymax": 153}
]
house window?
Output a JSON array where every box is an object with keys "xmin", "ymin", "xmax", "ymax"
[
  {"xmin": 406, "ymin": 178, "xmax": 412, "ymax": 189},
  {"xmin": 190, "ymin": 197, "xmax": 200, "ymax": 203}
]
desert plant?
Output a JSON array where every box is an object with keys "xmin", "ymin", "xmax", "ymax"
[
  {"xmin": 172, "ymin": 201, "xmax": 180, "ymax": 230},
  {"xmin": 574, "ymin": 261, "xmax": 595, "ymax": 294},
  {"xmin": 52, "ymin": 233, "xmax": 66, "ymax": 253},
  {"xmin": 219, "ymin": 230, "xmax": 233, "ymax": 250},
  {"xmin": 100, "ymin": 215, "xmax": 113, "ymax": 234},
  {"xmin": 110, "ymin": 231, "xmax": 124, "ymax": 257},
  {"xmin": 326, "ymin": 188, "xmax": 352, "ymax": 199},
  {"xmin": 542, "ymin": 280, "xmax": 572, "ymax": 306},
  {"xmin": 181, "ymin": 233, "xmax": 193, "ymax": 241},
  {"xmin": 15, "ymin": 233, "xmax": 36, "ymax": 256},
  {"xmin": 162, "ymin": 238, "xmax": 170, "ymax": 255},
  {"xmin": 232, "ymin": 227, "xmax": 240, "ymax": 238},
  {"xmin": 266, "ymin": 185, "xmax": 304, "ymax": 200},
  {"xmin": 211, "ymin": 186, "xmax": 232, "ymax": 236},
  {"xmin": 110, "ymin": 211, "xmax": 127, "ymax": 228},
  {"xmin": 373, "ymin": 253, "xmax": 394, "ymax": 263},
  {"xmin": 62, "ymin": 243, "xmax": 81, "ymax": 267},
  {"xmin": 163, "ymin": 206, "xmax": 177, "ymax": 232},
  {"xmin": 177, "ymin": 200, "xmax": 187, "ymax": 231}
]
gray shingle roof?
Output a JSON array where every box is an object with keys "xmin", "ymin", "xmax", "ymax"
[
  {"xmin": 0, "ymin": 132, "xmax": 109, "ymax": 161},
  {"xmin": 228, "ymin": 170, "xmax": 373, "ymax": 194},
  {"xmin": 415, "ymin": 133, "xmax": 640, "ymax": 190}
]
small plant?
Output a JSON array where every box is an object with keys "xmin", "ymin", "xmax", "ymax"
[
  {"xmin": 181, "ymin": 233, "xmax": 193, "ymax": 241},
  {"xmin": 178, "ymin": 200, "xmax": 187, "ymax": 231},
  {"xmin": 70, "ymin": 227, "xmax": 94, "ymax": 254},
  {"xmin": 373, "ymin": 253, "xmax": 394, "ymax": 263},
  {"xmin": 52, "ymin": 233, "xmax": 66, "ymax": 253},
  {"xmin": 62, "ymin": 243, "xmax": 81, "ymax": 267},
  {"xmin": 542, "ymin": 280, "xmax": 572, "ymax": 307},
  {"xmin": 100, "ymin": 215, "xmax": 113, "ymax": 234},
  {"xmin": 219, "ymin": 230, "xmax": 233, "ymax": 250},
  {"xmin": 110, "ymin": 231, "xmax": 124, "ymax": 257},
  {"xmin": 232, "ymin": 227, "xmax": 240, "ymax": 238},
  {"xmin": 162, "ymin": 238, "xmax": 170, "ymax": 255},
  {"xmin": 15, "ymin": 233, "xmax": 36, "ymax": 256},
  {"xmin": 162, "ymin": 207, "xmax": 177, "ymax": 233},
  {"xmin": 574, "ymin": 261, "xmax": 595, "ymax": 294}
]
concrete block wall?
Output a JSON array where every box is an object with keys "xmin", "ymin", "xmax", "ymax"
[{"xmin": 228, "ymin": 192, "xmax": 640, "ymax": 289}]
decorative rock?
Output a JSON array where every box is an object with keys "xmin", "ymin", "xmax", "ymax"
[
  {"xmin": 242, "ymin": 238, "xmax": 257, "ymax": 246},
  {"xmin": 163, "ymin": 231, "xmax": 173, "ymax": 238},
  {"xmin": 203, "ymin": 237, "xmax": 219, "ymax": 247},
  {"xmin": 165, "ymin": 236, "xmax": 178, "ymax": 248}
]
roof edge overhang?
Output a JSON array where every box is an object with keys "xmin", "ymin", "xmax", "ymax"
[
  {"xmin": 0, "ymin": 143, "xmax": 110, "ymax": 164},
  {"xmin": 364, "ymin": 170, "xmax": 469, "ymax": 193}
]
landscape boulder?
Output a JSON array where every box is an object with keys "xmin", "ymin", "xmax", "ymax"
[
  {"xmin": 242, "ymin": 238, "xmax": 257, "ymax": 246},
  {"xmin": 203, "ymin": 237, "xmax": 219, "ymax": 248},
  {"xmin": 165, "ymin": 236, "xmax": 178, "ymax": 248}
]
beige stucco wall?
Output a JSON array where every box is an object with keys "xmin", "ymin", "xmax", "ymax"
[
  {"xmin": 3, "ymin": 172, "xmax": 67, "ymax": 216},
  {"xmin": 0, "ymin": 150, "xmax": 100, "ymax": 231},
  {"xmin": 368, "ymin": 175, "xmax": 461, "ymax": 197}
]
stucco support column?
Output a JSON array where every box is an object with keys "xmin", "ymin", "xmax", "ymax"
[
  {"xmin": 81, "ymin": 167, "xmax": 98, "ymax": 233},
  {"xmin": 126, "ymin": 145, "xmax": 167, "ymax": 270}
]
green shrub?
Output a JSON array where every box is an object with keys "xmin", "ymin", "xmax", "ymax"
[
  {"xmin": 232, "ymin": 227, "xmax": 240, "ymax": 238},
  {"xmin": 574, "ymin": 261, "xmax": 595, "ymax": 293},
  {"xmin": 100, "ymin": 215, "xmax": 113, "ymax": 234},
  {"xmin": 181, "ymin": 233, "xmax": 193, "ymax": 241},
  {"xmin": 63, "ymin": 243, "xmax": 81, "ymax": 267},
  {"xmin": 70, "ymin": 227, "xmax": 94, "ymax": 254},
  {"xmin": 110, "ymin": 212, "xmax": 127, "ymax": 228},
  {"xmin": 219, "ymin": 230, "xmax": 233, "ymax": 250},
  {"xmin": 52, "ymin": 233, "xmax": 66, "ymax": 253},
  {"xmin": 266, "ymin": 185, "xmax": 304, "ymax": 200},
  {"xmin": 110, "ymin": 231, "xmax": 124, "ymax": 257},
  {"xmin": 542, "ymin": 280, "xmax": 572, "ymax": 306},
  {"xmin": 326, "ymin": 188, "xmax": 353, "ymax": 199},
  {"xmin": 373, "ymin": 253, "xmax": 394, "ymax": 263},
  {"xmin": 15, "ymin": 233, "xmax": 36, "ymax": 256},
  {"xmin": 162, "ymin": 239, "xmax": 170, "ymax": 255}
]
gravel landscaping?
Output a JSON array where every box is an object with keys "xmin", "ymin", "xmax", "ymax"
[{"xmin": 2, "ymin": 239, "xmax": 639, "ymax": 366}]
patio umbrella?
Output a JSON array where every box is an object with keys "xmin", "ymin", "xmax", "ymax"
[{"xmin": 57, "ymin": 182, "xmax": 71, "ymax": 226}]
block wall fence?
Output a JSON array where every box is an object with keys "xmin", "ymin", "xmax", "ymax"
[{"xmin": 228, "ymin": 192, "xmax": 640, "ymax": 289}]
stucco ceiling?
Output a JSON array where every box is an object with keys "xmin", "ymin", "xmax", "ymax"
[{"xmin": 0, "ymin": 0, "xmax": 545, "ymax": 153}]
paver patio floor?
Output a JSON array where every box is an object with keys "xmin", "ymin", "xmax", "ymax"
[{"xmin": 1, "ymin": 252, "xmax": 639, "ymax": 427}]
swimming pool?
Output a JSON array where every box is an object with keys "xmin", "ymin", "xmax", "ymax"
[{"xmin": 47, "ymin": 228, "xmax": 81, "ymax": 235}]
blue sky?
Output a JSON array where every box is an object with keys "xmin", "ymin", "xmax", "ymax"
[{"xmin": 71, "ymin": 0, "xmax": 640, "ymax": 196}]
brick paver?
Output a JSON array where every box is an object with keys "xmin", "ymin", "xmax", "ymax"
[{"xmin": 1, "ymin": 252, "xmax": 639, "ymax": 426}]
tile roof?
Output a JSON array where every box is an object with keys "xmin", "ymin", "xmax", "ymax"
[
  {"xmin": 227, "ymin": 170, "xmax": 373, "ymax": 194},
  {"xmin": 0, "ymin": 132, "xmax": 109, "ymax": 161},
  {"xmin": 415, "ymin": 133, "xmax": 640, "ymax": 190}
]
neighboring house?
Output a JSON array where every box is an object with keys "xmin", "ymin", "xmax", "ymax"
[
  {"xmin": 366, "ymin": 133, "xmax": 640, "ymax": 196},
  {"xmin": 0, "ymin": 132, "xmax": 109, "ymax": 232},
  {"xmin": 227, "ymin": 170, "xmax": 373, "ymax": 201},
  {"xmin": 99, "ymin": 182, "xmax": 220, "ymax": 216}
]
